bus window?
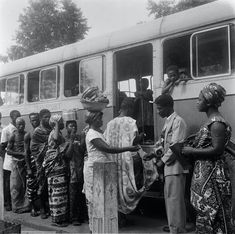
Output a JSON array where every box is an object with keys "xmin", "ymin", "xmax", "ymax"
[
  {"xmin": 5, "ymin": 76, "xmax": 24, "ymax": 105},
  {"xmin": 191, "ymin": 25, "xmax": 231, "ymax": 78},
  {"xmin": 64, "ymin": 61, "xmax": 80, "ymax": 97},
  {"xmin": 40, "ymin": 67, "xmax": 57, "ymax": 100},
  {"xmin": 0, "ymin": 79, "xmax": 6, "ymax": 106},
  {"xmin": 80, "ymin": 56, "xmax": 104, "ymax": 93},
  {"xmin": 118, "ymin": 79, "xmax": 136, "ymax": 97},
  {"xmin": 28, "ymin": 70, "xmax": 39, "ymax": 102},
  {"xmin": 163, "ymin": 35, "xmax": 191, "ymax": 80}
]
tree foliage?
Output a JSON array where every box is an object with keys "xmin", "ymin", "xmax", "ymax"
[
  {"xmin": 6, "ymin": 0, "xmax": 89, "ymax": 61},
  {"xmin": 147, "ymin": 0, "xmax": 217, "ymax": 19}
]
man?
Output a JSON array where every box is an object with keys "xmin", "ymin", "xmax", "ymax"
[
  {"xmin": 0, "ymin": 110, "xmax": 21, "ymax": 211},
  {"xmin": 30, "ymin": 109, "xmax": 51, "ymax": 219},
  {"xmin": 154, "ymin": 94, "xmax": 188, "ymax": 234},
  {"xmin": 24, "ymin": 113, "xmax": 40, "ymax": 217},
  {"xmin": 7, "ymin": 117, "xmax": 30, "ymax": 213}
]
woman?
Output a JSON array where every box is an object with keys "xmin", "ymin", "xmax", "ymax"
[
  {"xmin": 104, "ymin": 98, "xmax": 158, "ymax": 219},
  {"xmin": 43, "ymin": 114, "xmax": 70, "ymax": 227},
  {"xmin": 182, "ymin": 83, "xmax": 234, "ymax": 234},
  {"xmin": 83, "ymin": 111, "xmax": 139, "ymax": 231}
]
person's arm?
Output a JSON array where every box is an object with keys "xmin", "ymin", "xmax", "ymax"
[
  {"xmin": 182, "ymin": 122, "xmax": 226, "ymax": 159},
  {"xmin": 160, "ymin": 118, "xmax": 187, "ymax": 166},
  {"xmin": 7, "ymin": 134, "xmax": 24, "ymax": 159},
  {"xmin": 161, "ymin": 79, "xmax": 175, "ymax": 95},
  {"xmin": 91, "ymin": 138, "xmax": 139, "ymax": 154},
  {"xmin": 0, "ymin": 127, "xmax": 8, "ymax": 152},
  {"xmin": 24, "ymin": 133, "xmax": 32, "ymax": 175}
]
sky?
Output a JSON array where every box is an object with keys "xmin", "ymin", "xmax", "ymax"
[{"xmin": 0, "ymin": 0, "xmax": 154, "ymax": 55}]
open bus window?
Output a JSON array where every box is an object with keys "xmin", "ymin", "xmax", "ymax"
[
  {"xmin": 64, "ymin": 61, "xmax": 80, "ymax": 97},
  {"xmin": 28, "ymin": 70, "xmax": 39, "ymax": 102},
  {"xmin": 40, "ymin": 67, "xmax": 57, "ymax": 100},
  {"xmin": 0, "ymin": 79, "xmax": 6, "ymax": 106},
  {"xmin": 79, "ymin": 56, "xmax": 104, "ymax": 93},
  {"xmin": 115, "ymin": 44, "xmax": 154, "ymax": 143},
  {"xmin": 163, "ymin": 35, "xmax": 191, "ymax": 84},
  {"xmin": 191, "ymin": 25, "xmax": 231, "ymax": 78}
]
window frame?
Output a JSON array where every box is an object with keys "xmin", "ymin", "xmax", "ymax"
[
  {"xmin": 4, "ymin": 75, "xmax": 24, "ymax": 106},
  {"xmin": 39, "ymin": 66, "xmax": 58, "ymax": 101},
  {"xmin": 190, "ymin": 24, "xmax": 231, "ymax": 79},
  {"xmin": 79, "ymin": 55, "xmax": 105, "ymax": 94}
]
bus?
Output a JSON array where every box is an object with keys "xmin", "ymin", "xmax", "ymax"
[{"xmin": 0, "ymin": 0, "xmax": 234, "ymax": 166}]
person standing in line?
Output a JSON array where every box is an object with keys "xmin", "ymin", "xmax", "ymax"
[
  {"xmin": 24, "ymin": 112, "xmax": 40, "ymax": 217},
  {"xmin": 43, "ymin": 114, "xmax": 69, "ymax": 227},
  {"xmin": 182, "ymin": 83, "xmax": 234, "ymax": 234},
  {"xmin": 30, "ymin": 109, "xmax": 51, "ymax": 219},
  {"xmin": 84, "ymin": 111, "xmax": 139, "ymax": 232},
  {"xmin": 154, "ymin": 94, "xmax": 188, "ymax": 233},
  {"xmin": 64, "ymin": 119, "xmax": 87, "ymax": 226},
  {"xmin": 7, "ymin": 117, "xmax": 30, "ymax": 213},
  {"xmin": 0, "ymin": 110, "xmax": 21, "ymax": 211}
]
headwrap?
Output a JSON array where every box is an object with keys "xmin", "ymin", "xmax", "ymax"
[
  {"xmin": 166, "ymin": 65, "xmax": 179, "ymax": 74},
  {"xmin": 49, "ymin": 114, "xmax": 62, "ymax": 128},
  {"xmin": 201, "ymin": 83, "xmax": 226, "ymax": 108},
  {"xmin": 85, "ymin": 111, "xmax": 103, "ymax": 125}
]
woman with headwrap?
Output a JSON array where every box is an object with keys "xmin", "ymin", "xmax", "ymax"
[
  {"xmin": 43, "ymin": 114, "xmax": 70, "ymax": 227},
  {"xmin": 182, "ymin": 83, "xmax": 233, "ymax": 233},
  {"xmin": 83, "ymin": 110, "xmax": 139, "ymax": 232}
]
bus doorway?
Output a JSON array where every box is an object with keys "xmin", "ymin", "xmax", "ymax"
[{"xmin": 114, "ymin": 43, "xmax": 154, "ymax": 144}]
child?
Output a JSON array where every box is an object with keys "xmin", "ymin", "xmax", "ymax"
[{"xmin": 65, "ymin": 120, "xmax": 87, "ymax": 226}]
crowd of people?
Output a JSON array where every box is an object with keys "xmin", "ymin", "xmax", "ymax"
[{"xmin": 0, "ymin": 67, "xmax": 235, "ymax": 233}]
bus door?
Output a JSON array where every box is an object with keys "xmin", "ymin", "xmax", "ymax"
[{"xmin": 114, "ymin": 43, "xmax": 154, "ymax": 143}]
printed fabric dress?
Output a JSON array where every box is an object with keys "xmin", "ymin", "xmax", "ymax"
[
  {"xmin": 189, "ymin": 116, "xmax": 233, "ymax": 234},
  {"xmin": 43, "ymin": 130, "xmax": 69, "ymax": 224},
  {"xmin": 104, "ymin": 116, "xmax": 158, "ymax": 214}
]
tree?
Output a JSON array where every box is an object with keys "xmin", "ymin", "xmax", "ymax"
[
  {"xmin": 7, "ymin": 0, "xmax": 89, "ymax": 61},
  {"xmin": 147, "ymin": 0, "xmax": 217, "ymax": 19}
]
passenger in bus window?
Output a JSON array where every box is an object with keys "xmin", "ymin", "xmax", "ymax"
[
  {"xmin": 0, "ymin": 110, "xmax": 21, "ymax": 211},
  {"xmin": 134, "ymin": 78, "xmax": 154, "ymax": 142},
  {"xmin": 182, "ymin": 83, "xmax": 234, "ymax": 234},
  {"xmin": 64, "ymin": 119, "xmax": 87, "ymax": 226},
  {"xmin": 24, "ymin": 113, "xmax": 40, "ymax": 217},
  {"xmin": 154, "ymin": 94, "xmax": 188, "ymax": 234},
  {"xmin": 30, "ymin": 109, "xmax": 51, "ymax": 219},
  {"xmin": 43, "ymin": 114, "xmax": 69, "ymax": 227},
  {"xmin": 162, "ymin": 65, "xmax": 191, "ymax": 95},
  {"xmin": 7, "ymin": 117, "xmax": 30, "ymax": 213}
]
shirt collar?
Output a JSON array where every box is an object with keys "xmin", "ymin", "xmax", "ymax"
[{"xmin": 166, "ymin": 112, "xmax": 176, "ymax": 123}]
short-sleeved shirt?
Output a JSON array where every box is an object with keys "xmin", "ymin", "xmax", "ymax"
[
  {"xmin": 86, "ymin": 129, "xmax": 108, "ymax": 163},
  {"xmin": 1, "ymin": 123, "xmax": 17, "ymax": 171}
]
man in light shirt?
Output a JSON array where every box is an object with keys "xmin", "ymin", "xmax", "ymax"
[
  {"xmin": 154, "ymin": 94, "xmax": 188, "ymax": 234},
  {"xmin": 0, "ymin": 110, "xmax": 21, "ymax": 211}
]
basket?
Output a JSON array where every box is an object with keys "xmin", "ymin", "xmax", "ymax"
[{"xmin": 81, "ymin": 100, "xmax": 108, "ymax": 111}]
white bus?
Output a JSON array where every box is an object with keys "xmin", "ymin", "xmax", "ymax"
[{"xmin": 0, "ymin": 0, "xmax": 234, "ymax": 144}]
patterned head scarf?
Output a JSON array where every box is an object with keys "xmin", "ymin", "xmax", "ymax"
[
  {"xmin": 201, "ymin": 83, "xmax": 226, "ymax": 108},
  {"xmin": 49, "ymin": 114, "xmax": 62, "ymax": 128},
  {"xmin": 85, "ymin": 111, "xmax": 103, "ymax": 125}
]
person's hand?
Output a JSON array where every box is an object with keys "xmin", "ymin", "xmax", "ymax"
[
  {"xmin": 156, "ymin": 159, "xmax": 164, "ymax": 168},
  {"xmin": 182, "ymin": 146, "xmax": 194, "ymax": 156},
  {"xmin": 129, "ymin": 145, "xmax": 141, "ymax": 152},
  {"xmin": 143, "ymin": 153, "xmax": 156, "ymax": 161}
]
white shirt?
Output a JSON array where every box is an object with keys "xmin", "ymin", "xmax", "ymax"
[{"xmin": 1, "ymin": 123, "xmax": 16, "ymax": 171}]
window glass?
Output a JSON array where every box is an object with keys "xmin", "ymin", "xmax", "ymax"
[
  {"xmin": 118, "ymin": 79, "xmax": 136, "ymax": 97},
  {"xmin": 80, "ymin": 56, "xmax": 103, "ymax": 93},
  {"xmin": 192, "ymin": 26, "xmax": 230, "ymax": 77},
  {"xmin": 19, "ymin": 74, "xmax": 24, "ymax": 104},
  {"xmin": 40, "ymin": 68, "xmax": 57, "ymax": 100},
  {"xmin": 64, "ymin": 61, "xmax": 80, "ymax": 97},
  {"xmin": 28, "ymin": 70, "xmax": 40, "ymax": 102},
  {"xmin": 5, "ymin": 77, "xmax": 19, "ymax": 105},
  {"xmin": 0, "ymin": 79, "xmax": 6, "ymax": 106}
]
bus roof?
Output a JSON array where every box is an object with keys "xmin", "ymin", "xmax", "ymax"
[{"xmin": 0, "ymin": 0, "xmax": 234, "ymax": 77}]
